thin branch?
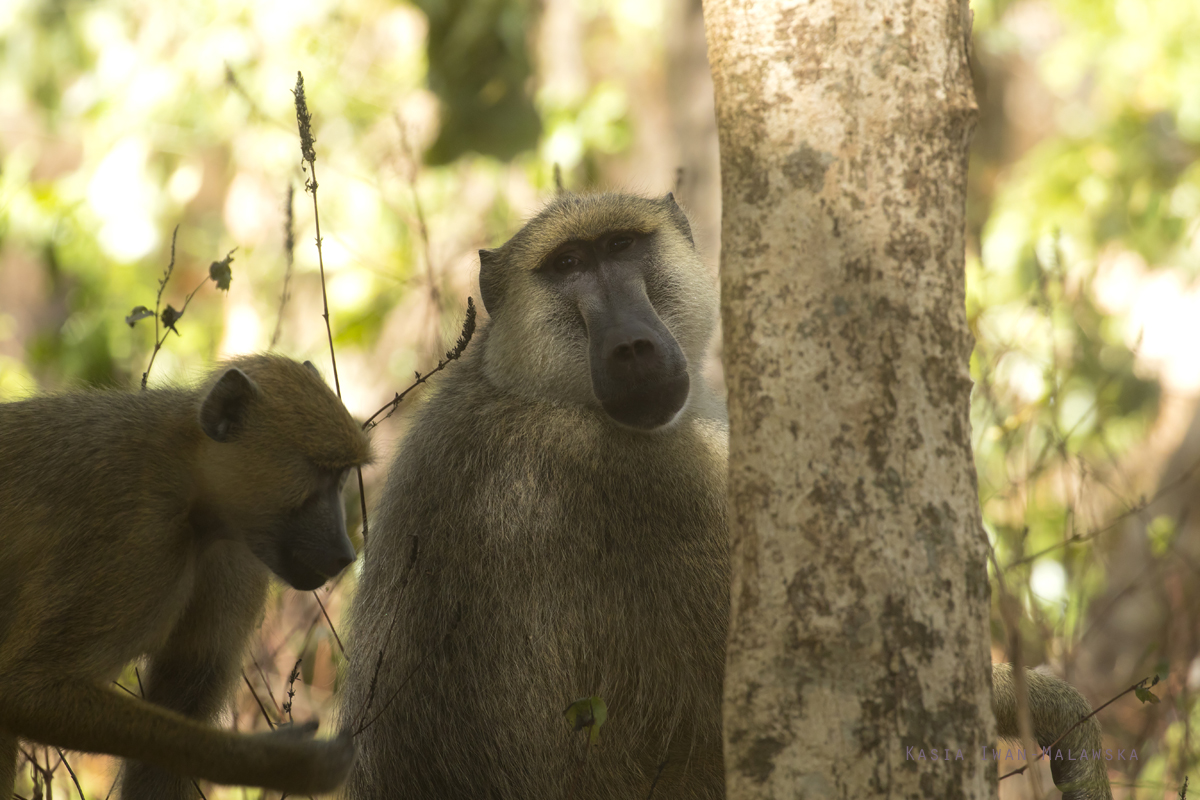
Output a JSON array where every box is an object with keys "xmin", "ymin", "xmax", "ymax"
[
  {"xmin": 139, "ymin": 226, "xmax": 179, "ymax": 389},
  {"xmin": 242, "ymin": 670, "xmax": 277, "ymax": 730},
  {"xmin": 362, "ymin": 298, "xmax": 476, "ymax": 432},
  {"xmin": 251, "ymin": 657, "xmax": 283, "ymax": 715},
  {"xmin": 998, "ymin": 675, "xmax": 1159, "ymax": 783},
  {"xmin": 311, "ymin": 591, "xmax": 345, "ymax": 656},
  {"xmin": 271, "ymin": 183, "xmax": 296, "ymax": 350},
  {"xmin": 54, "ymin": 749, "xmax": 85, "ymax": 800},
  {"xmin": 292, "ymin": 71, "xmax": 340, "ymax": 398}
]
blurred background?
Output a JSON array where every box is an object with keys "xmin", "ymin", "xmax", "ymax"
[{"xmin": 0, "ymin": 0, "xmax": 1197, "ymax": 796}]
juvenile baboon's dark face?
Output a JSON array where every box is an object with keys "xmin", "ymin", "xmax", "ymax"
[
  {"xmin": 537, "ymin": 230, "xmax": 690, "ymax": 430},
  {"xmin": 197, "ymin": 361, "xmax": 367, "ymax": 591},
  {"xmin": 248, "ymin": 466, "xmax": 356, "ymax": 591}
]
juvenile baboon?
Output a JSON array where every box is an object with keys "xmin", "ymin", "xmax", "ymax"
[
  {"xmin": 0, "ymin": 354, "xmax": 370, "ymax": 799},
  {"xmin": 342, "ymin": 192, "xmax": 1111, "ymax": 800}
]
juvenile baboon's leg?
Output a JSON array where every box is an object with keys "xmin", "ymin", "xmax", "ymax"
[
  {"xmin": 0, "ymin": 727, "xmax": 17, "ymax": 799},
  {"xmin": 119, "ymin": 544, "xmax": 271, "ymax": 800}
]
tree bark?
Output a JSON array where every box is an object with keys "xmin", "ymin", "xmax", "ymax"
[{"xmin": 704, "ymin": 1, "xmax": 993, "ymax": 797}]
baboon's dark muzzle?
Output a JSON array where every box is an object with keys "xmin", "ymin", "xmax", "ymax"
[{"xmin": 586, "ymin": 292, "xmax": 689, "ymax": 430}]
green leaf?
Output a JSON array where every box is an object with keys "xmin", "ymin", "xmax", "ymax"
[
  {"xmin": 563, "ymin": 695, "xmax": 607, "ymax": 747},
  {"xmin": 209, "ymin": 249, "xmax": 235, "ymax": 291},
  {"xmin": 125, "ymin": 306, "xmax": 155, "ymax": 327}
]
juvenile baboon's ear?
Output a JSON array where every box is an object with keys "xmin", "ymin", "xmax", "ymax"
[
  {"xmin": 478, "ymin": 249, "xmax": 504, "ymax": 315},
  {"xmin": 200, "ymin": 368, "xmax": 259, "ymax": 442},
  {"xmin": 662, "ymin": 192, "xmax": 694, "ymax": 246},
  {"xmin": 303, "ymin": 360, "xmax": 322, "ymax": 378}
]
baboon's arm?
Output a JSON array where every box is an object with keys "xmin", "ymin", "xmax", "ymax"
[
  {"xmin": 0, "ymin": 675, "xmax": 352, "ymax": 794},
  {"xmin": 992, "ymin": 663, "xmax": 1113, "ymax": 800},
  {"xmin": 119, "ymin": 546, "xmax": 278, "ymax": 798}
]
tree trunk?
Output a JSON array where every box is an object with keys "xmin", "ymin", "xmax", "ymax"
[{"xmin": 704, "ymin": 1, "xmax": 993, "ymax": 797}]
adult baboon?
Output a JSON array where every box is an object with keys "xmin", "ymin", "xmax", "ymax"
[
  {"xmin": 343, "ymin": 192, "xmax": 1111, "ymax": 800},
  {"xmin": 0, "ymin": 354, "xmax": 369, "ymax": 799}
]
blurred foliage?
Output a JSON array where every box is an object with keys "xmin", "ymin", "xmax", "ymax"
[
  {"xmin": 414, "ymin": 0, "xmax": 541, "ymax": 164},
  {"xmin": 0, "ymin": 0, "xmax": 661, "ymax": 795},
  {"xmin": 968, "ymin": 0, "xmax": 1198, "ymax": 588},
  {"xmin": 3, "ymin": 0, "xmax": 1199, "ymax": 795},
  {"xmin": 967, "ymin": 0, "xmax": 1200, "ymax": 793}
]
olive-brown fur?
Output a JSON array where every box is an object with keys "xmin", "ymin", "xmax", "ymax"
[
  {"xmin": 993, "ymin": 663, "xmax": 1113, "ymax": 800},
  {"xmin": 342, "ymin": 193, "xmax": 728, "ymax": 799},
  {"xmin": 0, "ymin": 354, "xmax": 370, "ymax": 799}
]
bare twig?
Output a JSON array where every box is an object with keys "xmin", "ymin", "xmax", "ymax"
[
  {"xmin": 646, "ymin": 759, "xmax": 668, "ymax": 799},
  {"xmin": 311, "ymin": 591, "xmax": 345, "ymax": 656},
  {"xmin": 250, "ymin": 657, "xmax": 282, "ymax": 716},
  {"xmin": 362, "ymin": 298, "xmax": 476, "ymax": 432},
  {"xmin": 283, "ymin": 658, "xmax": 302, "ymax": 723},
  {"xmin": 271, "ymin": 183, "xmax": 296, "ymax": 350},
  {"xmin": 395, "ymin": 115, "xmax": 439, "ymax": 308},
  {"xmin": 137, "ymin": 225, "xmax": 179, "ymax": 389},
  {"xmin": 352, "ymin": 630, "xmax": 450, "ymax": 737},
  {"xmin": 293, "ymin": 71, "xmax": 367, "ymax": 557},
  {"xmin": 242, "ymin": 670, "xmax": 277, "ymax": 730},
  {"xmin": 292, "ymin": 71, "xmax": 340, "ymax": 398},
  {"xmin": 54, "ymin": 749, "xmax": 85, "ymax": 800}
]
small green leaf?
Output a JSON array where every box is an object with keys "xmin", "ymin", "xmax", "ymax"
[
  {"xmin": 209, "ymin": 249, "xmax": 235, "ymax": 291},
  {"xmin": 125, "ymin": 306, "xmax": 155, "ymax": 327},
  {"xmin": 563, "ymin": 695, "xmax": 607, "ymax": 747},
  {"xmin": 161, "ymin": 304, "xmax": 182, "ymax": 333}
]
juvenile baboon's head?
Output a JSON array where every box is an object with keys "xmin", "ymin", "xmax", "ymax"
[
  {"xmin": 478, "ymin": 192, "xmax": 717, "ymax": 431},
  {"xmin": 195, "ymin": 355, "xmax": 371, "ymax": 590}
]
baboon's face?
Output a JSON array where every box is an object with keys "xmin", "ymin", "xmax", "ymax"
[
  {"xmin": 197, "ymin": 365, "xmax": 362, "ymax": 590},
  {"xmin": 481, "ymin": 194, "xmax": 713, "ymax": 432},
  {"xmin": 245, "ymin": 464, "xmax": 356, "ymax": 591},
  {"xmin": 536, "ymin": 229, "xmax": 690, "ymax": 430},
  {"xmin": 205, "ymin": 444, "xmax": 358, "ymax": 592}
]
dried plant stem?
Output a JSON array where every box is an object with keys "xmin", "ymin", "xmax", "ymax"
[
  {"xmin": 312, "ymin": 591, "xmax": 345, "ymax": 656},
  {"xmin": 141, "ymin": 226, "xmax": 179, "ymax": 389},
  {"xmin": 395, "ymin": 115, "xmax": 438, "ymax": 308},
  {"xmin": 242, "ymin": 670, "xmax": 277, "ymax": 730},
  {"xmin": 293, "ymin": 72, "xmax": 353, "ymax": 656},
  {"xmin": 998, "ymin": 674, "xmax": 1158, "ymax": 783},
  {"xmin": 271, "ymin": 183, "xmax": 296, "ymax": 350},
  {"xmin": 293, "ymin": 72, "xmax": 340, "ymax": 399},
  {"xmin": 54, "ymin": 749, "xmax": 84, "ymax": 800},
  {"xmin": 362, "ymin": 298, "xmax": 476, "ymax": 432}
]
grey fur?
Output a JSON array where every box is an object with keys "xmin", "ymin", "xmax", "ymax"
[
  {"xmin": 992, "ymin": 663, "xmax": 1113, "ymax": 800},
  {"xmin": 342, "ymin": 193, "xmax": 728, "ymax": 799}
]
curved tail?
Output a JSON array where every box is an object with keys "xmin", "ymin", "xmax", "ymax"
[{"xmin": 992, "ymin": 663, "xmax": 1113, "ymax": 800}]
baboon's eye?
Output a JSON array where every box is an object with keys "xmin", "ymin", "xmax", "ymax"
[
  {"xmin": 606, "ymin": 234, "xmax": 634, "ymax": 253},
  {"xmin": 552, "ymin": 253, "xmax": 582, "ymax": 273}
]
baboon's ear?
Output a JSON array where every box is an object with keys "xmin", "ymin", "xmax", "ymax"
[
  {"xmin": 478, "ymin": 249, "xmax": 504, "ymax": 315},
  {"xmin": 200, "ymin": 368, "xmax": 259, "ymax": 442},
  {"xmin": 662, "ymin": 192, "xmax": 694, "ymax": 246},
  {"xmin": 303, "ymin": 360, "xmax": 322, "ymax": 378}
]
